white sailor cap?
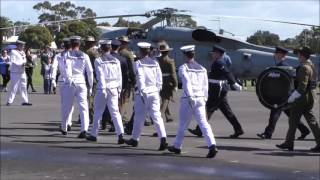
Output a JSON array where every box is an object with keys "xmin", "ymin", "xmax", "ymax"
[
  {"xmin": 69, "ymin": 36, "xmax": 81, "ymax": 42},
  {"xmin": 180, "ymin": 45, "xmax": 195, "ymax": 52},
  {"xmin": 99, "ymin": 39, "xmax": 112, "ymax": 45},
  {"xmin": 16, "ymin": 40, "xmax": 26, "ymax": 45},
  {"xmin": 137, "ymin": 42, "xmax": 151, "ymax": 49}
]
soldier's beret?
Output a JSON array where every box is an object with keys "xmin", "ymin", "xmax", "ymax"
[
  {"xmin": 275, "ymin": 46, "xmax": 288, "ymax": 54},
  {"xmin": 211, "ymin": 45, "xmax": 225, "ymax": 54},
  {"xmin": 111, "ymin": 39, "xmax": 121, "ymax": 46}
]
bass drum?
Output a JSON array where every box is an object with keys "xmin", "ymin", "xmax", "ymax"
[{"xmin": 256, "ymin": 66, "xmax": 296, "ymax": 109}]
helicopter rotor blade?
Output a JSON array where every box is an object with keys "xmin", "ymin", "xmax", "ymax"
[
  {"xmin": 0, "ymin": 13, "xmax": 148, "ymax": 30},
  {"xmin": 208, "ymin": 15, "xmax": 319, "ymax": 27}
]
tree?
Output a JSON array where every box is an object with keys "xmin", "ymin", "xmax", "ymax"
[
  {"xmin": 19, "ymin": 26, "xmax": 53, "ymax": 49},
  {"xmin": 247, "ymin": 30, "xmax": 280, "ymax": 47},
  {"xmin": 33, "ymin": 1, "xmax": 96, "ymax": 23},
  {"xmin": 32, "ymin": 1, "xmax": 100, "ymax": 46},
  {"xmin": 0, "ymin": 16, "xmax": 13, "ymax": 46},
  {"xmin": 55, "ymin": 21, "xmax": 100, "ymax": 47},
  {"xmin": 98, "ymin": 22, "xmax": 111, "ymax": 27}
]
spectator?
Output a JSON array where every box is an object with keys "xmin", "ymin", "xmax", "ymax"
[
  {"xmin": 0, "ymin": 49, "xmax": 10, "ymax": 92},
  {"xmin": 42, "ymin": 58, "xmax": 52, "ymax": 94},
  {"xmin": 25, "ymin": 47, "xmax": 36, "ymax": 92}
]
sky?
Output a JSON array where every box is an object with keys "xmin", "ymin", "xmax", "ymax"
[{"xmin": 1, "ymin": 0, "xmax": 319, "ymax": 40}]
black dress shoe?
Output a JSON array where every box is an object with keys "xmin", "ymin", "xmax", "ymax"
[
  {"xmin": 207, "ymin": 145, "xmax": 218, "ymax": 158},
  {"xmin": 158, "ymin": 137, "xmax": 168, "ymax": 151},
  {"xmin": 124, "ymin": 138, "xmax": 138, "ymax": 147},
  {"xmin": 297, "ymin": 132, "xmax": 310, "ymax": 140},
  {"xmin": 144, "ymin": 121, "xmax": 152, "ymax": 126},
  {"xmin": 78, "ymin": 131, "xmax": 87, "ymax": 139},
  {"xmin": 167, "ymin": 146, "xmax": 181, "ymax": 154},
  {"xmin": 276, "ymin": 143, "xmax": 293, "ymax": 151},
  {"xmin": 6, "ymin": 102, "xmax": 11, "ymax": 106},
  {"xmin": 310, "ymin": 145, "xmax": 320, "ymax": 152},
  {"xmin": 109, "ymin": 126, "xmax": 115, "ymax": 132},
  {"xmin": 67, "ymin": 125, "xmax": 72, "ymax": 132},
  {"xmin": 118, "ymin": 134, "xmax": 125, "ymax": 144},
  {"xmin": 32, "ymin": 89, "xmax": 37, "ymax": 92},
  {"xmin": 59, "ymin": 129, "xmax": 67, "ymax": 135},
  {"xmin": 257, "ymin": 133, "xmax": 271, "ymax": 139},
  {"xmin": 152, "ymin": 132, "xmax": 158, "ymax": 137},
  {"xmin": 22, "ymin": 102, "xmax": 32, "ymax": 106},
  {"xmin": 188, "ymin": 126, "xmax": 203, "ymax": 137},
  {"xmin": 230, "ymin": 130, "xmax": 244, "ymax": 138},
  {"xmin": 86, "ymin": 135, "xmax": 97, "ymax": 142},
  {"xmin": 166, "ymin": 119, "xmax": 173, "ymax": 123}
]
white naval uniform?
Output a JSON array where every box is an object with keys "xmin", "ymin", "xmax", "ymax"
[
  {"xmin": 173, "ymin": 60, "xmax": 216, "ymax": 149},
  {"xmin": 51, "ymin": 51, "xmax": 74, "ymax": 127},
  {"xmin": 132, "ymin": 56, "xmax": 167, "ymax": 141},
  {"xmin": 90, "ymin": 53, "xmax": 124, "ymax": 137},
  {"xmin": 6, "ymin": 49, "xmax": 29, "ymax": 104},
  {"xmin": 51, "ymin": 50, "xmax": 93, "ymax": 132}
]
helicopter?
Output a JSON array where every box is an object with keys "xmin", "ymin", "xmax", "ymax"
[
  {"xmin": 97, "ymin": 8, "xmax": 320, "ymax": 80},
  {"xmin": 1, "ymin": 7, "xmax": 319, "ymax": 80}
]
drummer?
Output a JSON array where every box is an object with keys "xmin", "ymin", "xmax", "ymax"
[{"xmin": 257, "ymin": 46, "xmax": 310, "ymax": 139}]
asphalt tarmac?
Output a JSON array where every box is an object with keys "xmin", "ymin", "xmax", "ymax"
[{"xmin": 1, "ymin": 89, "xmax": 319, "ymax": 180}]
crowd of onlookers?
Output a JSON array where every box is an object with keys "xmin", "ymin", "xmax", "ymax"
[{"xmin": 0, "ymin": 45, "xmax": 58, "ymax": 94}]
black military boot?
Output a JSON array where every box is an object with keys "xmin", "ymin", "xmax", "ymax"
[
  {"xmin": 297, "ymin": 131, "xmax": 310, "ymax": 140},
  {"xmin": 310, "ymin": 145, "xmax": 320, "ymax": 152},
  {"xmin": 207, "ymin": 145, "xmax": 218, "ymax": 158},
  {"xmin": 256, "ymin": 133, "xmax": 271, "ymax": 139},
  {"xmin": 276, "ymin": 143, "xmax": 293, "ymax": 151},
  {"xmin": 167, "ymin": 146, "xmax": 181, "ymax": 154},
  {"xmin": 158, "ymin": 137, "xmax": 168, "ymax": 151},
  {"xmin": 78, "ymin": 131, "xmax": 87, "ymax": 139},
  {"xmin": 124, "ymin": 138, "xmax": 138, "ymax": 147},
  {"xmin": 67, "ymin": 125, "xmax": 72, "ymax": 132},
  {"xmin": 118, "ymin": 134, "xmax": 125, "ymax": 144},
  {"xmin": 86, "ymin": 135, "xmax": 97, "ymax": 142},
  {"xmin": 188, "ymin": 125, "xmax": 203, "ymax": 137},
  {"xmin": 59, "ymin": 128, "xmax": 67, "ymax": 135},
  {"xmin": 230, "ymin": 130, "xmax": 244, "ymax": 138}
]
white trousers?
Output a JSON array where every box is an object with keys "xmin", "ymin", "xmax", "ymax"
[
  {"xmin": 60, "ymin": 83, "xmax": 89, "ymax": 132},
  {"xmin": 174, "ymin": 98, "xmax": 216, "ymax": 149},
  {"xmin": 7, "ymin": 73, "xmax": 29, "ymax": 104},
  {"xmin": 132, "ymin": 92, "xmax": 167, "ymax": 141},
  {"xmin": 59, "ymin": 84, "xmax": 74, "ymax": 127},
  {"xmin": 90, "ymin": 88, "xmax": 124, "ymax": 137}
]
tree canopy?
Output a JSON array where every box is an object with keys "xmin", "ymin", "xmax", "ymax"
[
  {"xmin": 19, "ymin": 26, "xmax": 53, "ymax": 49},
  {"xmin": 0, "ymin": 16, "xmax": 13, "ymax": 46},
  {"xmin": 247, "ymin": 27, "xmax": 320, "ymax": 53}
]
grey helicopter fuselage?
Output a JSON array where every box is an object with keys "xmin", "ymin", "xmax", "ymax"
[{"xmin": 100, "ymin": 26, "xmax": 319, "ymax": 80}]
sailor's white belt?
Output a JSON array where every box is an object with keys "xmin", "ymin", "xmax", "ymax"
[
  {"xmin": 162, "ymin": 73, "xmax": 171, "ymax": 77},
  {"xmin": 208, "ymin": 79, "xmax": 226, "ymax": 84}
]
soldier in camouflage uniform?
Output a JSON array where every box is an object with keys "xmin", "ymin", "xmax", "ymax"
[
  {"xmin": 85, "ymin": 36, "xmax": 100, "ymax": 123},
  {"xmin": 118, "ymin": 36, "xmax": 136, "ymax": 122},
  {"xmin": 157, "ymin": 42, "xmax": 178, "ymax": 123},
  {"xmin": 276, "ymin": 46, "xmax": 320, "ymax": 152}
]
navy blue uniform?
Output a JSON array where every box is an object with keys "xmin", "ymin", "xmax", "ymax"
[
  {"xmin": 205, "ymin": 59, "xmax": 243, "ymax": 136},
  {"xmin": 260, "ymin": 60, "xmax": 310, "ymax": 139}
]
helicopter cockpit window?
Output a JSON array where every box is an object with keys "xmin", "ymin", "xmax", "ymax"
[
  {"xmin": 192, "ymin": 29, "xmax": 221, "ymax": 43},
  {"xmin": 127, "ymin": 28, "xmax": 147, "ymax": 39}
]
